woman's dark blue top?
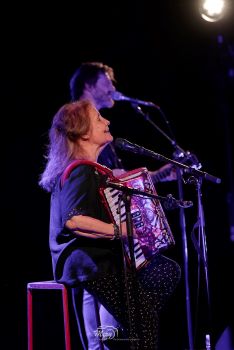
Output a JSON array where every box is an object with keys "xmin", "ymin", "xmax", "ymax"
[{"xmin": 49, "ymin": 164, "xmax": 122, "ymax": 286}]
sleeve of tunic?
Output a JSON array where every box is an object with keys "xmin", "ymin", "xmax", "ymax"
[{"xmin": 60, "ymin": 164, "xmax": 100, "ymax": 227}]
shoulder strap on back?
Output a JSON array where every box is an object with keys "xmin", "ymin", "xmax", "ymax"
[{"xmin": 60, "ymin": 160, "xmax": 114, "ymax": 187}]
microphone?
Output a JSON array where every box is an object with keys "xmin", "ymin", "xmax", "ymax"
[
  {"xmin": 115, "ymin": 138, "xmax": 158, "ymax": 158},
  {"xmin": 111, "ymin": 91, "xmax": 160, "ymax": 109},
  {"xmin": 115, "ymin": 138, "xmax": 165, "ymax": 163},
  {"xmin": 115, "ymin": 138, "xmax": 140, "ymax": 152},
  {"xmin": 115, "ymin": 138, "xmax": 148, "ymax": 154},
  {"xmin": 115, "ymin": 139, "xmax": 221, "ymax": 185}
]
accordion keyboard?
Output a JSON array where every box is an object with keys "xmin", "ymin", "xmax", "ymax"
[{"xmin": 104, "ymin": 186, "xmax": 147, "ymax": 268}]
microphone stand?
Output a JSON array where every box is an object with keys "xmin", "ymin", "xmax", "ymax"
[
  {"xmin": 131, "ymin": 104, "xmax": 220, "ymax": 350},
  {"xmin": 190, "ymin": 176, "xmax": 212, "ymax": 350},
  {"xmin": 118, "ymin": 190, "xmax": 137, "ymax": 350},
  {"xmin": 177, "ymin": 166, "xmax": 195, "ymax": 350},
  {"xmin": 106, "ymin": 180, "xmax": 191, "ymax": 349}
]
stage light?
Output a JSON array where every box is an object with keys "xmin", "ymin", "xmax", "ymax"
[{"xmin": 199, "ymin": 0, "xmax": 226, "ymax": 22}]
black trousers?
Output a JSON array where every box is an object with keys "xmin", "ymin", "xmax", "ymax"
[{"xmin": 74, "ymin": 253, "xmax": 181, "ymax": 350}]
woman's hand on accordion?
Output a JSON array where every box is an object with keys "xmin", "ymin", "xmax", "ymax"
[{"xmin": 65, "ymin": 215, "xmax": 136, "ymax": 241}]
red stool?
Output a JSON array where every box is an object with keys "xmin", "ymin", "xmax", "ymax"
[{"xmin": 27, "ymin": 280, "xmax": 71, "ymax": 350}]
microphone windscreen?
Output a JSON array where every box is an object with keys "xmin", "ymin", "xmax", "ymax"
[
  {"xmin": 114, "ymin": 138, "xmax": 125, "ymax": 150},
  {"xmin": 111, "ymin": 91, "xmax": 123, "ymax": 101}
]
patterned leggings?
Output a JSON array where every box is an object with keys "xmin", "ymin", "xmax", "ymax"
[{"xmin": 80, "ymin": 254, "xmax": 181, "ymax": 350}]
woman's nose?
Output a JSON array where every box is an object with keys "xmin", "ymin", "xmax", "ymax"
[{"xmin": 101, "ymin": 116, "xmax": 110, "ymax": 125}]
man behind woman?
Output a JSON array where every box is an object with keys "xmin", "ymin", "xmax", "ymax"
[{"xmin": 69, "ymin": 62, "xmax": 176, "ymax": 182}]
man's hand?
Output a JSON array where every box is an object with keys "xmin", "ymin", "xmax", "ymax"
[{"xmin": 150, "ymin": 164, "xmax": 177, "ymax": 183}]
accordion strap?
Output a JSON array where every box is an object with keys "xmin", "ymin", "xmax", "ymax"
[{"xmin": 61, "ymin": 159, "xmax": 114, "ymax": 187}]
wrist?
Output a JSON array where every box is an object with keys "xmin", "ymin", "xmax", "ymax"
[{"xmin": 111, "ymin": 223, "xmax": 120, "ymax": 240}]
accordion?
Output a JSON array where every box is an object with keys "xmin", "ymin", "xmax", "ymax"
[{"xmin": 101, "ymin": 167, "xmax": 175, "ymax": 269}]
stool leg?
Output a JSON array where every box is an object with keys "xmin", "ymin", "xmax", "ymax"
[
  {"xmin": 62, "ymin": 288, "xmax": 72, "ymax": 350},
  {"xmin": 27, "ymin": 288, "xmax": 33, "ymax": 350}
]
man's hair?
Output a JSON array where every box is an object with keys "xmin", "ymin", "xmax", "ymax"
[{"xmin": 69, "ymin": 62, "xmax": 115, "ymax": 101}]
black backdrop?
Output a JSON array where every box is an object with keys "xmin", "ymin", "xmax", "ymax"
[{"xmin": 1, "ymin": 1, "xmax": 234, "ymax": 349}]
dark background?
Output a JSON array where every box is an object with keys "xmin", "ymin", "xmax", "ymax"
[{"xmin": 1, "ymin": 1, "xmax": 234, "ymax": 349}]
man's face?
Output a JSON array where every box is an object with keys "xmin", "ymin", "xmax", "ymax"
[{"xmin": 89, "ymin": 72, "xmax": 116, "ymax": 110}]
